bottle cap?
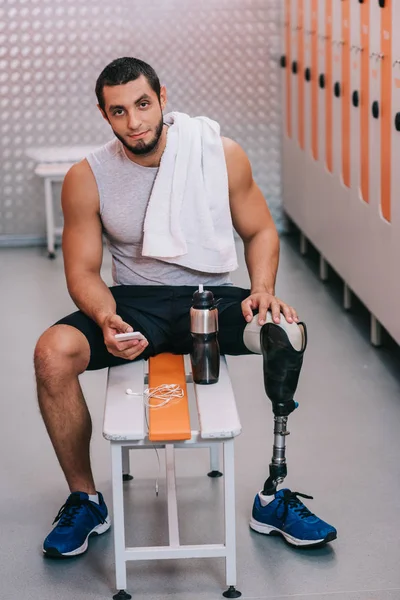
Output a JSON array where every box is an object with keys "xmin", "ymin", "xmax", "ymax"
[{"xmin": 192, "ymin": 287, "xmax": 215, "ymax": 309}]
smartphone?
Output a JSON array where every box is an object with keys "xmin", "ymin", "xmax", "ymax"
[{"xmin": 114, "ymin": 331, "xmax": 146, "ymax": 342}]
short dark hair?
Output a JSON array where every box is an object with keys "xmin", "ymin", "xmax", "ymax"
[{"xmin": 95, "ymin": 57, "xmax": 161, "ymax": 111}]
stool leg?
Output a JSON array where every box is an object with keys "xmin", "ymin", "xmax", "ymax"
[
  {"xmin": 222, "ymin": 440, "xmax": 241, "ymax": 598},
  {"xmin": 44, "ymin": 178, "xmax": 56, "ymax": 259},
  {"xmin": 111, "ymin": 444, "xmax": 131, "ymax": 600},
  {"xmin": 208, "ymin": 444, "xmax": 223, "ymax": 478},
  {"xmin": 122, "ymin": 447, "xmax": 133, "ymax": 481}
]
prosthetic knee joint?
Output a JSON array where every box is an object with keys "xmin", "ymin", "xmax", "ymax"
[{"xmin": 244, "ymin": 315, "xmax": 307, "ymax": 495}]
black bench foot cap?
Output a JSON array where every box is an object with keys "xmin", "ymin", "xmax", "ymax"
[
  {"xmin": 223, "ymin": 586, "xmax": 241, "ymax": 598},
  {"xmin": 208, "ymin": 470, "xmax": 223, "ymax": 478},
  {"xmin": 113, "ymin": 591, "xmax": 132, "ymax": 600}
]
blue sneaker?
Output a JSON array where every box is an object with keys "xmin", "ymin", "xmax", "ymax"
[
  {"xmin": 250, "ymin": 489, "xmax": 337, "ymax": 547},
  {"xmin": 43, "ymin": 492, "xmax": 111, "ymax": 558}
]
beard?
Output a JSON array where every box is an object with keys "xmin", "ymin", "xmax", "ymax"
[{"xmin": 113, "ymin": 114, "xmax": 164, "ymax": 156}]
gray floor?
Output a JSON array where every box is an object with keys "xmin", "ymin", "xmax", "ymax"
[{"xmin": 1, "ymin": 235, "xmax": 400, "ymax": 600}]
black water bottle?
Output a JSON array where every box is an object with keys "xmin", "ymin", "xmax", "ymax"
[{"xmin": 190, "ymin": 285, "xmax": 220, "ymax": 384}]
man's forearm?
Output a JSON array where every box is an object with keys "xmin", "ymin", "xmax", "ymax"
[
  {"xmin": 244, "ymin": 228, "xmax": 280, "ymax": 294},
  {"xmin": 67, "ymin": 274, "xmax": 116, "ymax": 327}
]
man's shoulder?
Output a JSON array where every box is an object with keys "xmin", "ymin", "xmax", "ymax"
[
  {"xmin": 221, "ymin": 136, "xmax": 240, "ymax": 155},
  {"xmin": 65, "ymin": 158, "xmax": 93, "ymax": 183},
  {"xmin": 221, "ymin": 136, "xmax": 251, "ymax": 182},
  {"xmin": 62, "ymin": 159, "xmax": 99, "ymax": 211}
]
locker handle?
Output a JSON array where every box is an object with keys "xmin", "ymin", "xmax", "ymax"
[
  {"xmin": 395, "ymin": 113, "xmax": 400, "ymax": 132},
  {"xmin": 319, "ymin": 74, "xmax": 326, "ymax": 89},
  {"xmin": 305, "ymin": 67, "xmax": 311, "ymax": 82},
  {"xmin": 292, "ymin": 61, "xmax": 298, "ymax": 74},
  {"xmin": 280, "ymin": 55, "xmax": 287, "ymax": 68},
  {"xmin": 358, "ymin": 0, "xmax": 364, "ymax": 3},
  {"xmin": 334, "ymin": 82, "xmax": 341, "ymax": 98},
  {"xmin": 372, "ymin": 101, "xmax": 380, "ymax": 119},
  {"xmin": 352, "ymin": 91, "xmax": 359, "ymax": 108},
  {"xmin": 378, "ymin": 0, "xmax": 385, "ymax": 7}
]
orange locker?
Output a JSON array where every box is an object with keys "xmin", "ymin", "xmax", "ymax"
[
  {"xmin": 349, "ymin": 0, "xmax": 361, "ymax": 199},
  {"xmin": 360, "ymin": 0, "xmax": 370, "ymax": 203},
  {"xmin": 380, "ymin": 0, "xmax": 392, "ymax": 222},
  {"xmin": 317, "ymin": 0, "xmax": 326, "ymax": 166},
  {"xmin": 341, "ymin": 0, "xmax": 351, "ymax": 187},
  {"xmin": 325, "ymin": 0, "xmax": 333, "ymax": 172},
  {"xmin": 331, "ymin": 0, "xmax": 342, "ymax": 177},
  {"xmin": 311, "ymin": 0, "xmax": 319, "ymax": 160},
  {"xmin": 368, "ymin": 0, "xmax": 382, "ymax": 212}
]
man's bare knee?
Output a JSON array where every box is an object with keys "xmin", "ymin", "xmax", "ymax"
[{"xmin": 34, "ymin": 325, "xmax": 90, "ymax": 384}]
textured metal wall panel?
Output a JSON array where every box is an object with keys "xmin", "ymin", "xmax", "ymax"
[{"xmin": 0, "ymin": 0, "xmax": 284, "ymax": 242}]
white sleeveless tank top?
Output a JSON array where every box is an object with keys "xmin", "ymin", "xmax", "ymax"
[{"xmin": 86, "ymin": 139, "xmax": 231, "ymax": 286}]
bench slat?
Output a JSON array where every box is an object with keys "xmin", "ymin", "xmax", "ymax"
[
  {"xmin": 194, "ymin": 357, "xmax": 242, "ymax": 439},
  {"xmin": 103, "ymin": 361, "xmax": 146, "ymax": 441},
  {"xmin": 148, "ymin": 354, "xmax": 191, "ymax": 442}
]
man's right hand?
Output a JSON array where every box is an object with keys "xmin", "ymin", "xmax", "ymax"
[{"xmin": 102, "ymin": 314, "xmax": 149, "ymax": 360}]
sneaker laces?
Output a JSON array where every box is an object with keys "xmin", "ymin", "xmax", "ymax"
[
  {"xmin": 275, "ymin": 490, "xmax": 316, "ymax": 522},
  {"xmin": 52, "ymin": 494, "xmax": 106, "ymax": 528}
]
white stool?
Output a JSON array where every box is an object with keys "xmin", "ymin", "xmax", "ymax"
[{"xmin": 103, "ymin": 354, "xmax": 242, "ymax": 600}]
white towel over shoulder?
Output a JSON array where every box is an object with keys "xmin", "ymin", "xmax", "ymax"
[{"xmin": 142, "ymin": 111, "xmax": 238, "ymax": 273}]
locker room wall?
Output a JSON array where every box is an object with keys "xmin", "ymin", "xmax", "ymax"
[
  {"xmin": 0, "ymin": 0, "xmax": 284, "ymax": 245},
  {"xmin": 281, "ymin": 0, "xmax": 400, "ymax": 345}
]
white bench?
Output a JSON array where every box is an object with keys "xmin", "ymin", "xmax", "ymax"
[
  {"xmin": 26, "ymin": 146, "xmax": 99, "ymax": 258},
  {"xmin": 103, "ymin": 353, "xmax": 242, "ymax": 600}
]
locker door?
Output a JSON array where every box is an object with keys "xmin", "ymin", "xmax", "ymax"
[
  {"xmin": 369, "ymin": 0, "xmax": 382, "ymax": 213},
  {"xmin": 317, "ymin": 0, "xmax": 326, "ymax": 166},
  {"xmin": 391, "ymin": 1, "xmax": 400, "ymax": 226},
  {"xmin": 360, "ymin": 0, "xmax": 370, "ymax": 203},
  {"xmin": 341, "ymin": 0, "xmax": 351, "ymax": 187},
  {"xmin": 310, "ymin": 0, "xmax": 319, "ymax": 160},
  {"xmin": 303, "ymin": 0, "xmax": 312, "ymax": 154},
  {"xmin": 291, "ymin": 0, "xmax": 299, "ymax": 147},
  {"xmin": 283, "ymin": 0, "xmax": 293, "ymax": 139},
  {"xmin": 380, "ymin": 0, "xmax": 392, "ymax": 222},
  {"xmin": 331, "ymin": 0, "xmax": 342, "ymax": 177},
  {"xmin": 296, "ymin": 0, "xmax": 305, "ymax": 149},
  {"xmin": 350, "ymin": 0, "xmax": 361, "ymax": 198},
  {"xmin": 325, "ymin": 0, "xmax": 333, "ymax": 172}
]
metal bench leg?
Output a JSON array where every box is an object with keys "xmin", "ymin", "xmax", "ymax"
[
  {"xmin": 44, "ymin": 178, "xmax": 56, "ymax": 259},
  {"xmin": 222, "ymin": 440, "xmax": 241, "ymax": 598},
  {"xmin": 122, "ymin": 446, "xmax": 133, "ymax": 481},
  {"xmin": 111, "ymin": 443, "xmax": 131, "ymax": 600},
  {"xmin": 208, "ymin": 443, "xmax": 222, "ymax": 478}
]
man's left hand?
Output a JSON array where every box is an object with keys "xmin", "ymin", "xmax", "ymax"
[{"xmin": 241, "ymin": 291, "xmax": 299, "ymax": 325}]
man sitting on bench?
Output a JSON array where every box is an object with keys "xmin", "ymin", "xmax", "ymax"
[{"xmin": 34, "ymin": 57, "xmax": 337, "ymax": 559}]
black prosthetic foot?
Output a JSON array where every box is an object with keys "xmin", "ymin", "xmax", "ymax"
[
  {"xmin": 263, "ymin": 463, "xmax": 288, "ymax": 496},
  {"xmin": 261, "ymin": 321, "xmax": 307, "ymax": 416},
  {"xmin": 223, "ymin": 585, "xmax": 242, "ymax": 598}
]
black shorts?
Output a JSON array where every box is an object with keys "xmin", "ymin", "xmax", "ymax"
[{"xmin": 54, "ymin": 285, "xmax": 254, "ymax": 371}]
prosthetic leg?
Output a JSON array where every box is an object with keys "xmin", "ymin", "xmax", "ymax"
[
  {"xmin": 244, "ymin": 314, "xmax": 337, "ymax": 546},
  {"xmin": 243, "ymin": 314, "xmax": 307, "ymax": 495}
]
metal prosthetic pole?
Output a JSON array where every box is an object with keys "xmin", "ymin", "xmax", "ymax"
[{"xmin": 262, "ymin": 415, "xmax": 290, "ymax": 496}]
